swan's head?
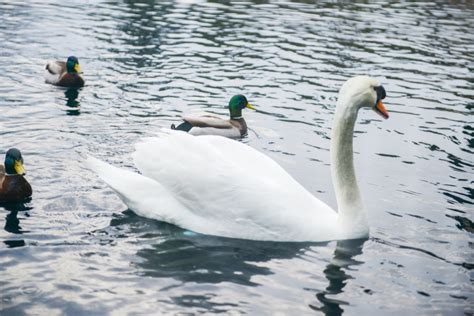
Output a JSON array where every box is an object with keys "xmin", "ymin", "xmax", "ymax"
[
  {"xmin": 229, "ymin": 95, "xmax": 255, "ymax": 119},
  {"xmin": 338, "ymin": 76, "xmax": 388, "ymax": 119}
]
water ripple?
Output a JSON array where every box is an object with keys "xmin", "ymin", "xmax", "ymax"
[{"xmin": 1, "ymin": 0, "xmax": 473, "ymax": 314}]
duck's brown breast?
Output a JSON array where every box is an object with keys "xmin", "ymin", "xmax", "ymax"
[
  {"xmin": 0, "ymin": 175, "xmax": 32, "ymax": 203},
  {"xmin": 57, "ymin": 73, "xmax": 84, "ymax": 88}
]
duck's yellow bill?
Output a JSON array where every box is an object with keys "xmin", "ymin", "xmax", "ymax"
[
  {"xmin": 14, "ymin": 160, "xmax": 26, "ymax": 175},
  {"xmin": 74, "ymin": 64, "xmax": 81, "ymax": 73},
  {"xmin": 246, "ymin": 103, "xmax": 256, "ymax": 110}
]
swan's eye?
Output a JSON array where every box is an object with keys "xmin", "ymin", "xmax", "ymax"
[{"xmin": 374, "ymin": 85, "xmax": 386, "ymax": 100}]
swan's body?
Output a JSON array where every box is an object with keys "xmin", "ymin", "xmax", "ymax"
[
  {"xmin": 88, "ymin": 76, "xmax": 389, "ymax": 242},
  {"xmin": 45, "ymin": 56, "xmax": 84, "ymax": 88},
  {"xmin": 171, "ymin": 95, "xmax": 255, "ymax": 138},
  {"xmin": 88, "ymin": 134, "xmax": 339, "ymax": 241}
]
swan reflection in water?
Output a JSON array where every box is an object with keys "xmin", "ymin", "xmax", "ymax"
[
  {"xmin": 2, "ymin": 201, "xmax": 31, "ymax": 248},
  {"xmin": 64, "ymin": 88, "xmax": 81, "ymax": 115},
  {"xmin": 310, "ymin": 238, "xmax": 366, "ymax": 315},
  {"xmin": 104, "ymin": 210, "xmax": 366, "ymax": 314}
]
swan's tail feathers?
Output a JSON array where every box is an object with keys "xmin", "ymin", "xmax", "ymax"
[
  {"xmin": 86, "ymin": 156, "xmax": 146, "ymax": 203},
  {"xmin": 172, "ymin": 121, "xmax": 193, "ymax": 132},
  {"xmin": 85, "ymin": 156, "xmax": 188, "ymax": 222}
]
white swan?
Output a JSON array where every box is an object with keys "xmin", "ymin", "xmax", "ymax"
[{"xmin": 87, "ymin": 76, "xmax": 389, "ymax": 242}]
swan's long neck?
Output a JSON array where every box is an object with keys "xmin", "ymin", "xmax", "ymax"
[{"xmin": 330, "ymin": 97, "xmax": 368, "ymax": 236}]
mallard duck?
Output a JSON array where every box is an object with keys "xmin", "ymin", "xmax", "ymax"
[
  {"xmin": 171, "ymin": 95, "xmax": 255, "ymax": 138},
  {"xmin": 87, "ymin": 76, "xmax": 389, "ymax": 242},
  {"xmin": 45, "ymin": 56, "xmax": 84, "ymax": 87},
  {"xmin": 0, "ymin": 148, "xmax": 32, "ymax": 203}
]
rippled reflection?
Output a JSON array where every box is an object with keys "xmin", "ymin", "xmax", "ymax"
[
  {"xmin": 64, "ymin": 88, "xmax": 81, "ymax": 115},
  {"xmin": 106, "ymin": 211, "xmax": 368, "ymax": 314},
  {"xmin": 111, "ymin": 210, "xmax": 313, "ymax": 286},
  {"xmin": 2, "ymin": 202, "xmax": 31, "ymax": 248},
  {"xmin": 1, "ymin": 0, "xmax": 473, "ymax": 314},
  {"xmin": 311, "ymin": 239, "xmax": 366, "ymax": 315}
]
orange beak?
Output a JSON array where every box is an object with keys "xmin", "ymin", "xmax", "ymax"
[{"xmin": 374, "ymin": 100, "xmax": 389, "ymax": 119}]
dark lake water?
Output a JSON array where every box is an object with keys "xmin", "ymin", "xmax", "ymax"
[{"xmin": 1, "ymin": 0, "xmax": 473, "ymax": 314}]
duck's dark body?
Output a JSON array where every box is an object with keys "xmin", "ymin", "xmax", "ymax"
[{"xmin": 0, "ymin": 166, "xmax": 32, "ymax": 203}]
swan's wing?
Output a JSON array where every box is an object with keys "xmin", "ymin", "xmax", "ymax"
[
  {"xmin": 134, "ymin": 132, "xmax": 293, "ymax": 193},
  {"xmin": 183, "ymin": 115, "xmax": 233, "ymax": 129},
  {"xmin": 86, "ymin": 156, "xmax": 199, "ymax": 226},
  {"xmin": 133, "ymin": 132, "xmax": 336, "ymax": 240}
]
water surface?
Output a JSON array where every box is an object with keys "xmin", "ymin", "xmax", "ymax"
[{"xmin": 0, "ymin": 1, "xmax": 473, "ymax": 315}]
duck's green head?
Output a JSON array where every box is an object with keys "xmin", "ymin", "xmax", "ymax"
[
  {"xmin": 66, "ymin": 56, "xmax": 81, "ymax": 74},
  {"xmin": 228, "ymin": 95, "xmax": 255, "ymax": 119},
  {"xmin": 4, "ymin": 148, "xmax": 26, "ymax": 175}
]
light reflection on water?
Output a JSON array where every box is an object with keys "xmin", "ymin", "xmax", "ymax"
[{"xmin": 0, "ymin": 0, "xmax": 472, "ymax": 315}]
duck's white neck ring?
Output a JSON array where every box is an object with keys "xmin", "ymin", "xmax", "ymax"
[{"xmin": 231, "ymin": 116, "xmax": 242, "ymax": 120}]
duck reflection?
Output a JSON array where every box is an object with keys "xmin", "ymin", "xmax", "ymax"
[
  {"xmin": 311, "ymin": 238, "xmax": 367, "ymax": 315},
  {"xmin": 2, "ymin": 201, "xmax": 31, "ymax": 248},
  {"xmin": 64, "ymin": 88, "xmax": 81, "ymax": 115}
]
